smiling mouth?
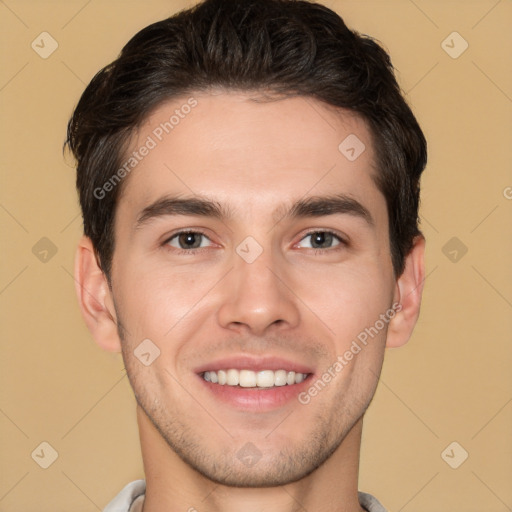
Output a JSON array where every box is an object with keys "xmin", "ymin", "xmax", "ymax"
[{"xmin": 202, "ymin": 369, "xmax": 310, "ymax": 388}]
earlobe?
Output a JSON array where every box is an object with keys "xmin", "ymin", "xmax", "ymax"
[
  {"xmin": 386, "ymin": 235, "xmax": 426, "ymax": 348},
  {"xmin": 74, "ymin": 236, "xmax": 122, "ymax": 352}
]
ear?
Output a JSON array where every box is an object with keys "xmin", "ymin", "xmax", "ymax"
[
  {"xmin": 386, "ymin": 235, "xmax": 426, "ymax": 348},
  {"xmin": 74, "ymin": 235, "xmax": 122, "ymax": 352}
]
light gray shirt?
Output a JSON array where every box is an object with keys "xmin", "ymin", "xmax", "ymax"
[{"xmin": 103, "ymin": 480, "xmax": 389, "ymax": 512}]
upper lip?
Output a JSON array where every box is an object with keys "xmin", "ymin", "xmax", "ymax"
[{"xmin": 194, "ymin": 355, "xmax": 314, "ymax": 375}]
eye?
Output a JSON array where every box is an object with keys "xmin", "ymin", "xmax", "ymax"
[
  {"xmin": 296, "ymin": 230, "xmax": 345, "ymax": 250},
  {"xmin": 165, "ymin": 230, "xmax": 213, "ymax": 251}
]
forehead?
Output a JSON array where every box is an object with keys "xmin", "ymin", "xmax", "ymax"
[{"xmin": 117, "ymin": 92, "xmax": 384, "ymax": 224}]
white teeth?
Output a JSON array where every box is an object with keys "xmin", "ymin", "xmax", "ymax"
[
  {"xmin": 202, "ymin": 369, "xmax": 309, "ymax": 388},
  {"xmin": 256, "ymin": 370, "xmax": 274, "ymax": 388},
  {"xmin": 240, "ymin": 369, "xmax": 257, "ymax": 387},
  {"xmin": 274, "ymin": 369, "xmax": 287, "ymax": 386},
  {"xmin": 226, "ymin": 369, "xmax": 239, "ymax": 386}
]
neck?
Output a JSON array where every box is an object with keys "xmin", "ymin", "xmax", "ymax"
[{"xmin": 137, "ymin": 405, "xmax": 365, "ymax": 512}]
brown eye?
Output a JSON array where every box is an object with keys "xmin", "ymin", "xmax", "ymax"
[{"xmin": 166, "ymin": 231, "xmax": 211, "ymax": 250}]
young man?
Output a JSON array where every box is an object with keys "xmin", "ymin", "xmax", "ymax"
[{"xmin": 66, "ymin": 0, "xmax": 426, "ymax": 510}]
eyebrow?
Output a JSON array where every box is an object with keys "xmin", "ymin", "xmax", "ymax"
[
  {"xmin": 134, "ymin": 193, "xmax": 374, "ymax": 229},
  {"xmin": 279, "ymin": 194, "xmax": 374, "ymax": 227},
  {"xmin": 135, "ymin": 196, "xmax": 232, "ymax": 228}
]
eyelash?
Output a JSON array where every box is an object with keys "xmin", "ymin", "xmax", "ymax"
[{"xmin": 162, "ymin": 229, "xmax": 347, "ymax": 256}]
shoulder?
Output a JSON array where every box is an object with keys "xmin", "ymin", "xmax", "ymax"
[
  {"xmin": 103, "ymin": 480, "xmax": 146, "ymax": 512},
  {"xmin": 358, "ymin": 490, "xmax": 389, "ymax": 512}
]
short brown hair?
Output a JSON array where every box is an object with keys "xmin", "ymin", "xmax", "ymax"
[{"xmin": 65, "ymin": 0, "xmax": 427, "ymax": 280}]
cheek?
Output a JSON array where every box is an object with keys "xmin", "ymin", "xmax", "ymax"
[
  {"xmin": 115, "ymin": 260, "xmax": 212, "ymax": 337},
  {"xmin": 291, "ymin": 262, "xmax": 393, "ymax": 344}
]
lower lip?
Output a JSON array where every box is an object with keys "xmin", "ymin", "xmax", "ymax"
[{"xmin": 198, "ymin": 374, "xmax": 313, "ymax": 412}]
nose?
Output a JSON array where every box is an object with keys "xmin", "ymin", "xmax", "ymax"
[{"xmin": 216, "ymin": 248, "xmax": 301, "ymax": 336}]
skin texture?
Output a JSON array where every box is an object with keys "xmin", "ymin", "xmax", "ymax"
[{"xmin": 75, "ymin": 92, "xmax": 425, "ymax": 512}]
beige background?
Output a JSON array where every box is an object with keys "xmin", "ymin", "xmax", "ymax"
[{"xmin": 1, "ymin": 0, "xmax": 511, "ymax": 511}]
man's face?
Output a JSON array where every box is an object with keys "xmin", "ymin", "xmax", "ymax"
[{"xmin": 110, "ymin": 92, "xmax": 398, "ymax": 486}]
